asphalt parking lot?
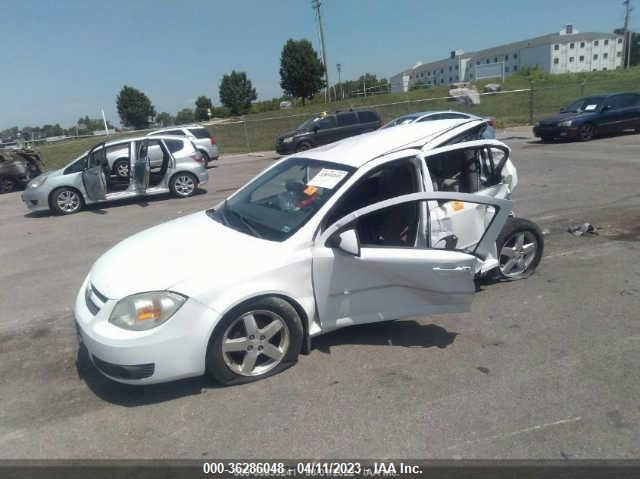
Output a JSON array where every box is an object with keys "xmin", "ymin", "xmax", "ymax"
[{"xmin": 1, "ymin": 130, "xmax": 639, "ymax": 459}]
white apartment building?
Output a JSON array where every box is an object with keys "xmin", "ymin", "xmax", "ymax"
[{"xmin": 390, "ymin": 25, "xmax": 625, "ymax": 92}]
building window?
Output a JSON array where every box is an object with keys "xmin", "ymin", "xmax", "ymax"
[
  {"xmin": 594, "ymin": 40, "xmax": 599, "ymax": 46},
  {"xmin": 505, "ymin": 54, "xmax": 509, "ymax": 60},
  {"xmin": 470, "ymin": 74, "xmax": 474, "ymax": 79},
  {"xmin": 579, "ymin": 55, "xmax": 584, "ymax": 62},
  {"xmin": 505, "ymin": 66, "xmax": 510, "ymax": 72},
  {"xmin": 603, "ymin": 67, "xmax": 607, "ymax": 71},
  {"xmin": 603, "ymin": 53, "xmax": 608, "ymax": 59},
  {"xmin": 440, "ymin": 68, "xmax": 443, "ymax": 73},
  {"xmin": 486, "ymin": 59, "xmax": 490, "ymax": 64},
  {"xmin": 569, "ymin": 56, "xmax": 574, "ymax": 62},
  {"xmin": 593, "ymin": 54, "xmax": 598, "ymax": 60},
  {"xmin": 618, "ymin": 38, "xmax": 623, "ymax": 44},
  {"xmin": 604, "ymin": 39, "xmax": 609, "ymax": 46},
  {"xmin": 553, "ymin": 58, "xmax": 559, "ymax": 64},
  {"xmin": 570, "ymin": 43, "xmax": 575, "ymax": 49},
  {"xmin": 494, "ymin": 57, "xmax": 498, "ymax": 62},
  {"xmin": 449, "ymin": 66, "xmax": 452, "ymax": 71},
  {"xmin": 455, "ymin": 65, "xmax": 458, "ymax": 70},
  {"xmin": 513, "ymin": 65, "xmax": 518, "ymax": 71},
  {"xmin": 449, "ymin": 77, "xmax": 452, "ymax": 82},
  {"xmin": 514, "ymin": 53, "xmax": 518, "ymax": 59},
  {"xmin": 441, "ymin": 79, "xmax": 444, "ymax": 84},
  {"xmin": 554, "ymin": 44, "xmax": 559, "ymax": 50},
  {"xmin": 580, "ymin": 42, "xmax": 585, "ymax": 48},
  {"xmin": 617, "ymin": 51, "xmax": 622, "ymax": 57}
]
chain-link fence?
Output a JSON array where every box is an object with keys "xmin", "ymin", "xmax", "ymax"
[{"xmin": 207, "ymin": 77, "xmax": 640, "ymax": 154}]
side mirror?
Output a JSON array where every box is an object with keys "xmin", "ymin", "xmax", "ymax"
[
  {"xmin": 329, "ymin": 228, "xmax": 360, "ymax": 256},
  {"xmin": 312, "ymin": 125, "xmax": 319, "ymax": 134},
  {"xmin": 602, "ymin": 104, "xmax": 612, "ymax": 111},
  {"xmin": 559, "ymin": 107, "xmax": 566, "ymax": 113}
]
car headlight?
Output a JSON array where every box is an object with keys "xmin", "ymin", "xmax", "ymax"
[
  {"xmin": 282, "ymin": 136, "xmax": 294, "ymax": 143},
  {"xmin": 30, "ymin": 175, "xmax": 48, "ymax": 188},
  {"xmin": 557, "ymin": 120, "xmax": 573, "ymax": 127},
  {"xmin": 109, "ymin": 291, "xmax": 187, "ymax": 331}
]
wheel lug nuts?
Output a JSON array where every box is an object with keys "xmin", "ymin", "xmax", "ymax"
[
  {"xmin": 260, "ymin": 335, "xmax": 265, "ymax": 340},
  {"xmin": 247, "ymin": 345, "xmax": 253, "ymax": 351},
  {"xmin": 249, "ymin": 335, "xmax": 255, "ymax": 340},
  {"xmin": 258, "ymin": 346, "xmax": 263, "ymax": 351}
]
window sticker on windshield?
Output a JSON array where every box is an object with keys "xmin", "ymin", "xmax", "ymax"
[
  {"xmin": 307, "ymin": 168, "xmax": 348, "ymax": 189},
  {"xmin": 584, "ymin": 104, "xmax": 598, "ymax": 111}
]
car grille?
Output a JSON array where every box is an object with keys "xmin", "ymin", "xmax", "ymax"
[{"xmin": 85, "ymin": 283, "xmax": 107, "ymax": 316}]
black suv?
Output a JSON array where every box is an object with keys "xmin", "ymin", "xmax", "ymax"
[
  {"xmin": 533, "ymin": 92, "xmax": 640, "ymax": 141},
  {"xmin": 275, "ymin": 110, "xmax": 382, "ymax": 154}
]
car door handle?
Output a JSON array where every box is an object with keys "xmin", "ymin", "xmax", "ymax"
[{"xmin": 433, "ymin": 266, "xmax": 472, "ymax": 272}]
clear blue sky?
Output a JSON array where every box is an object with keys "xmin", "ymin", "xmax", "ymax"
[{"xmin": 0, "ymin": 0, "xmax": 635, "ymax": 129}]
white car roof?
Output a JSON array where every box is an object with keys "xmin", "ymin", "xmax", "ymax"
[{"xmin": 301, "ymin": 119, "xmax": 482, "ymax": 168}]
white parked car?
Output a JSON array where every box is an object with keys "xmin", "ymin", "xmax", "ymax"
[{"xmin": 75, "ymin": 119, "xmax": 543, "ymax": 385}]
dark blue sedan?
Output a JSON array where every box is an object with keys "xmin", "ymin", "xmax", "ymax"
[{"xmin": 533, "ymin": 92, "xmax": 640, "ymax": 141}]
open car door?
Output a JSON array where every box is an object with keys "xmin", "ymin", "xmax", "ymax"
[
  {"xmin": 82, "ymin": 144, "xmax": 107, "ymax": 202},
  {"xmin": 420, "ymin": 140, "xmax": 515, "ymax": 252},
  {"xmin": 134, "ymin": 140, "xmax": 151, "ymax": 193},
  {"xmin": 312, "ymin": 191, "xmax": 512, "ymax": 332}
]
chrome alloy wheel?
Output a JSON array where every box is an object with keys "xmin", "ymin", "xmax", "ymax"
[
  {"xmin": 173, "ymin": 174, "xmax": 195, "ymax": 196},
  {"xmin": 115, "ymin": 162, "xmax": 129, "ymax": 177},
  {"xmin": 499, "ymin": 230, "xmax": 539, "ymax": 277},
  {"xmin": 221, "ymin": 310, "xmax": 290, "ymax": 377},
  {"xmin": 56, "ymin": 189, "xmax": 81, "ymax": 213}
]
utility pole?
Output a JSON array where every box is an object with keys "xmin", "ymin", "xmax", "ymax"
[
  {"xmin": 623, "ymin": 0, "xmax": 633, "ymax": 68},
  {"xmin": 312, "ymin": 0, "xmax": 330, "ymax": 103},
  {"xmin": 337, "ymin": 63, "xmax": 343, "ymax": 100},
  {"xmin": 101, "ymin": 109, "xmax": 109, "ymax": 136}
]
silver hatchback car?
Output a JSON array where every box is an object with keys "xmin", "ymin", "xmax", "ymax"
[
  {"xmin": 146, "ymin": 125, "xmax": 219, "ymax": 166},
  {"xmin": 21, "ymin": 135, "xmax": 208, "ymax": 215}
]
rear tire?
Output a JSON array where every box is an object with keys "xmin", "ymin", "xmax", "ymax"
[
  {"xmin": 206, "ymin": 297, "xmax": 303, "ymax": 385},
  {"xmin": 199, "ymin": 150, "xmax": 211, "ymax": 167},
  {"xmin": 169, "ymin": 172, "xmax": 198, "ymax": 198},
  {"xmin": 112, "ymin": 159, "xmax": 130, "ymax": 178},
  {"xmin": 50, "ymin": 187, "xmax": 84, "ymax": 215},
  {"xmin": 494, "ymin": 217, "xmax": 544, "ymax": 280}
]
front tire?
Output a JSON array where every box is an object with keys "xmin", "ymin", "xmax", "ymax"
[
  {"xmin": 494, "ymin": 217, "xmax": 544, "ymax": 280},
  {"xmin": 50, "ymin": 187, "xmax": 84, "ymax": 215},
  {"xmin": 578, "ymin": 123, "xmax": 595, "ymax": 141},
  {"xmin": 169, "ymin": 172, "xmax": 198, "ymax": 197},
  {"xmin": 0, "ymin": 176, "xmax": 16, "ymax": 194},
  {"xmin": 296, "ymin": 141, "xmax": 312, "ymax": 152},
  {"xmin": 206, "ymin": 297, "xmax": 304, "ymax": 385}
]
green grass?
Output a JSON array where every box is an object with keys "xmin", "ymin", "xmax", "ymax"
[{"xmin": 37, "ymin": 66, "xmax": 640, "ymax": 170}]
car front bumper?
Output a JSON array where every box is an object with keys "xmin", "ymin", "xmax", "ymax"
[
  {"xmin": 74, "ymin": 276, "xmax": 220, "ymax": 385},
  {"xmin": 275, "ymin": 141, "xmax": 296, "ymax": 155},
  {"xmin": 533, "ymin": 124, "xmax": 580, "ymax": 139},
  {"xmin": 21, "ymin": 187, "xmax": 50, "ymax": 212}
]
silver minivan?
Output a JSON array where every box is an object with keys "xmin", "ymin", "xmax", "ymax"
[
  {"xmin": 21, "ymin": 135, "xmax": 208, "ymax": 215},
  {"xmin": 147, "ymin": 125, "xmax": 219, "ymax": 165}
]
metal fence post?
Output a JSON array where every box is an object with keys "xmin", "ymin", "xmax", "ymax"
[
  {"xmin": 242, "ymin": 115, "xmax": 251, "ymax": 152},
  {"xmin": 528, "ymin": 80, "xmax": 535, "ymax": 125},
  {"xmin": 581, "ymin": 80, "xmax": 586, "ymax": 97}
]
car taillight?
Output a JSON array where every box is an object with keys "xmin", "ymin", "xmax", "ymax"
[
  {"xmin": 210, "ymin": 137, "xmax": 216, "ymax": 145},
  {"xmin": 191, "ymin": 154, "xmax": 204, "ymax": 164}
]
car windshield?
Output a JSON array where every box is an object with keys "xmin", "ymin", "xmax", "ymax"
[
  {"xmin": 381, "ymin": 114, "xmax": 421, "ymax": 128},
  {"xmin": 296, "ymin": 115, "xmax": 324, "ymax": 131},
  {"xmin": 562, "ymin": 97, "xmax": 605, "ymax": 113},
  {"xmin": 208, "ymin": 158, "xmax": 354, "ymax": 241}
]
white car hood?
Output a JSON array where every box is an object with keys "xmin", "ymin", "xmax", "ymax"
[{"xmin": 89, "ymin": 211, "xmax": 280, "ymax": 299}]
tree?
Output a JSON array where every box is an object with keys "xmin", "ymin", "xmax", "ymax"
[
  {"xmin": 194, "ymin": 96, "xmax": 214, "ymax": 121},
  {"xmin": 175, "ymin": 108, "xmax": 195, "ymax": 125},
  {"xmin": 279, "ymin": 39, "xmax": 325, "ymax": 104},
  {"xmin": 156, "ymin": 112, "xmax": 174, "ymax": 127},
  {"xmin": 116, "ymin": 85, "xmax": 156, "ymax": 129},
  {"xmin": 614, "ymin": 29, "xmax": 640, "ymax": 66},
  {"xmin": 219, "ymin": 71, "xmax": 257, "ymax": 115}
]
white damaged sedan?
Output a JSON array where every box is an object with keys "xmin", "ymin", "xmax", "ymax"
[{"xmin": 75, "ymin": 119, "xmax": 543, "ymax": 385}]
